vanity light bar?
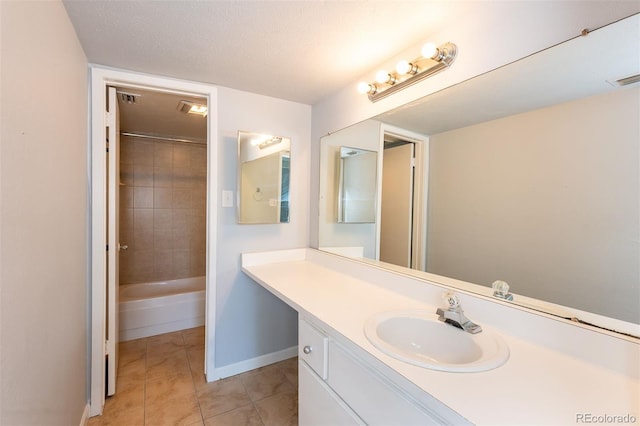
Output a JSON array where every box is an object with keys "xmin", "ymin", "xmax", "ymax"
[
  {"xmin": 258, "ymin": 137, "xmax": 283, "ymax": 149},
  {"xmin": 358, "ymin": 42, "xmax": 458, "ymax": 102}
]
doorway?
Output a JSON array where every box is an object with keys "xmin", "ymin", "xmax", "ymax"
[
  {"xmin": 378, "ymin": 127, "xmax": 428, "ymax": 271},
  {"xmin": 90, "ymin": 67, "xmax": 218, "ymax": 416}
]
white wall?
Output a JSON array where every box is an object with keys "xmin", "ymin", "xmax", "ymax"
[
  {"xmin": 309, "ymin": 2, "xmax": 640, "ymax": 248},
  {"xmin": 319, "ymin": 120, "xmax": 380, "ymax": 258},
  {"xmin": 215, "ymin": 87, "xmax": 311, "ymax": 369},
  {"xmin": 0, "ymin": 1, "xmax": 88, "ymax": 424},
  {"xmin": 428, "ymin": 87, "xmax": 639, "ymax": 323}
]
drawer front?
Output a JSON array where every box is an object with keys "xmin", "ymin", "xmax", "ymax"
[{"xmin": 299, "ymin": 318, "xmax": 328, "ymax": 379}]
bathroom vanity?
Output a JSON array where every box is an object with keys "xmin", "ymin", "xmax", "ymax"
[{"xmin": 242, "ymin": 248, "xmax": 639, "ymax": 425}]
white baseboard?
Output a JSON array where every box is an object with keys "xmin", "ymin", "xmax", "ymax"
[
  {"xmin": 208, "ymin": 345, "xmax": 298, "ymax": 381},
  {"xmin": 79, "ymin": 403, "xmax": 90, "ymax": 426}
]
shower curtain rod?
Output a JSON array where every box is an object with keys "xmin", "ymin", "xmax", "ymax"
[{"xmin": 120, "ymin": 132, "xmax": 207, "ymax": 145}]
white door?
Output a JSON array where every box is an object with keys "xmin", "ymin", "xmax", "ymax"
[
  {"xmin": 380, "ymin": 143, "xmax": 414, "ymax": 268},
  {"xmin": 106, "ymin": 86, "xmax": 120, "ymax": 395}
]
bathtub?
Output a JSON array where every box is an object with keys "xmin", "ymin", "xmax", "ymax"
[{"xmin": 119, "ymin": 276, "xmax": 206, "ymax": 341}]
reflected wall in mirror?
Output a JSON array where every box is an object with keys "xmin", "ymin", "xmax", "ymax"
[
  {"xmin": 317, "ymin": 14, "xmax": 640, "ymax": 329},
  {"xmin": 338, "ymin": 147, "xmax": 377, "ymax": 223},
  {"xmin": 238, "ymin": 131, "xmax": 291, "ymax": 224},
  {"xmin": 321, "ymin": 124, "xmax": 429, "ymax": 267}
]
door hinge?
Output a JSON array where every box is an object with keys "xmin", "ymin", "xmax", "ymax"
[
  {"xmin": 105, "ymin": 110, "xmax": 115, "ymax": 128},
  {"xmin": 106, "ymin": 244, "xmax": 109, "ymax": 251}
]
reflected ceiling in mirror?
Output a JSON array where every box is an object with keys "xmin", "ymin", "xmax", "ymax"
[{"xmin": 317, "ymin": 14, "xmax": 640, "ymax": 334}]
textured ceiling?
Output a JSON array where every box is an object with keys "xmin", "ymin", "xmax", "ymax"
[{"xmin": 62, "ymin": 1, "xmax": 475, "ymax": 105}]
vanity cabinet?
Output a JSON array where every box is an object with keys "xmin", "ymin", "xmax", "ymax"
[
  {"xmin": 299, "ymin": 317, "xmax": 363, "ymax": 425},
  {"xmin": 299, "ymin": 361, "xmax": 365, "ymax": 425},
  {"xmin": 299, "ymin": 316, "xmax": 466, "ymax": 426}
]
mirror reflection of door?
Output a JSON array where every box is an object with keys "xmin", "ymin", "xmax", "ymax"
[
  {"xmin": 380, "ymin": 141, "xmax": 415, "ymax": 268},
  {"xmin": 378, "ymin": 130, "xmax": 427, "ymax": 271}
]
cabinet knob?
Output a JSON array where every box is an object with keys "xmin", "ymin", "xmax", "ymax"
[{"xmin": 303, "ymin": 345, "xmax": 312, "ymax": 354}]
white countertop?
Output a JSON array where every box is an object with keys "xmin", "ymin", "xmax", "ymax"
[{"xmin": 242, "ymin": 248, "xmax": 640, "ymax": 425}]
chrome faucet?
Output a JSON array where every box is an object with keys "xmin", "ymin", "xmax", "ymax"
[
  {"xmin": 436, "ymin": 292, "xmax": 482, "ymax": 334},
  {"xmin": 492, "ymin": 280, "xmax": 514, "ymax": 301}
]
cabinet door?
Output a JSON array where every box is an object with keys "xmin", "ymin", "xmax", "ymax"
[
  {"xmin": 299, "ymin": 361, "xmax": 364, "ymax": 426},
  {"xmin": 328, "ymin": 342, "xmax": 462, "ymax": 425}
]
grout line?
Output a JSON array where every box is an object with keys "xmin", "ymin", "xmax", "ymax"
[
  {"xmin": 182, "ymin": 329, "xmax": 205, "ymax": 425},
  {"xmin": 242, "ymin": 380, "xmax": 266, "ymax": 426},
  {"xmin": 143, "ymin": 336, "xmax": 148, "ymax": 426}
]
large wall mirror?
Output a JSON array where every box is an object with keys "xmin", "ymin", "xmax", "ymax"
[
  {"xmin": 238, "ymin": 131, "xmax": 291, "ymax": 224},
  {"xmin": 318, "ymin": 14, "xmax": 639, "ymax": 332}
]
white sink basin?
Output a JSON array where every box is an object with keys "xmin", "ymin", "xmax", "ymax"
[{"xmin": 364, "ymin": 310, "xmax": 509, "ymax": 372}]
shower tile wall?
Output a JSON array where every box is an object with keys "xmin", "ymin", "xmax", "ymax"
[{"xmin": 119, "ymin": 137, "xmax": 207, "ymax": 285}]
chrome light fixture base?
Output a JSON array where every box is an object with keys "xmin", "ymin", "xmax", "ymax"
[{"xmin": 366, "ymin": 42, "xmax": 457, "ymax": 102}]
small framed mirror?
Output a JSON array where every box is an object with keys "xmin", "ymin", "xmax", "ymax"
[
  {"xmin": 337, "ymin": 147, "xmax": 377, "ymax": 223},
  {"xmin": 237, "ymin": 131, "xmax": 291, "ymax": 224}
]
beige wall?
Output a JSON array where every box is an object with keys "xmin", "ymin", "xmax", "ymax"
[
  {"xmin": 239, "ymin": 153, "xmax": 282, "ymax": 224},
  {"xmin": 119, "ymin": 137, "xmax": 207, "ymax": 284},
  {"xmin": 428, "ymin": 87, "xmax": 639, "ymax": 323},
  {"xmin": 0, "ymin": 1, "xmax": 89, "ymax": 424}
]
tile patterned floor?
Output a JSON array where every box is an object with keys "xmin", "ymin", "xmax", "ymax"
[{"xmin": 88, "ymin": 327, "xmax": 298, "ymax": 426}]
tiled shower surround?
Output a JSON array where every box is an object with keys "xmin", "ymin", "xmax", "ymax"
[{"xmin": 119, "ymin": 136, "xmax": 207, "ymax": 285}]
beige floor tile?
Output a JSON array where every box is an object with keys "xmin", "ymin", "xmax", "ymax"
[
  {"xmin": 276, "ymin": 358, "xmax": 298, "ymax": 388},
  {"xmin": 145, "ymin": 392, "xmax": 202, "ymax": 426},
  {"xmin": 186, "ymin": 346, "xmax": 205, "ymax": 374},
  {"xmin": 191, "ymin": 368, "xmax": 209, "ymax": 391},
  {"xmin": 147, "ymin": 331, "xmax": 185, "ymax": 355},
  {"xmin": 89, "ymin": 407, "xmax": 145, "ymax": 426},
  {"xmin": 103, "ymin": 379, "xmax": 145, "ymax": 416},
  {"xmin": 198, "ymin": 376, "xmax": 252, "ymax": 419},
  {"xmin": 146, "ymin": 350, "xmax": 191, "ymax": 381},
  {"xmin": 118, "ymin": 355, "xmax": 146, "ymax": 382},
  {"xmin": 120, "ymin": 338, "xmax": 148, "ymax": 356},
  {"xmin": 203, "ymin": 404, "xmax": 263, "ymax": 426},
  {"xmin": 253, "ymin": 389, "xmax": 298, "ymax": 426},
  {"xmin": 147, "ymin": 342, "xmax": 185, "ymax": 360},
  {"xmin": 146, "ymin": 369, "xmax": 196, "ymax": 404},
  {"xmin": 186, "ymin": 347, "xmax": 208, "ymax": 391},
  {"xmin": 238, "ymin": 363, "xmax": 294, "ymax": 402},
  {"xmin": 183, "ymin": 326, "xmax": 205, "ymax": 349},
  {"xmin": 107, "ymin": 329, "xmax": 298, "ymax": 426}
]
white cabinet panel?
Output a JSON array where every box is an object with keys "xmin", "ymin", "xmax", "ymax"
[
  {"xmin": 328, "ymin": 342, "xmax": 450, "ymax": 425},
  {"xmin": 299, "ymin": 318, "xmax": 328, "ymax": 379},
  {"xmin": 299, "ymin": 361, "xmax": 364, "ymax": 426}
]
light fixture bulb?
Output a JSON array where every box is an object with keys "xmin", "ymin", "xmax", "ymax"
[
  {"xmin": 375, "ymin": 70, "xmax": 392, "ymax": 84},
  {"xmin": 421, "ymin": 42, "xmax": 438, "ymax": 59},
  {"xmin": 395, "ymin": 60, "xmax": 410, "ymax": 75},
  {"xmin": 396, "ymin": 60, "xmax": 418, "ymax": 75},
  {"xmin": 357, "ymin": 81, "xmax": 376, "ymax": 95}
]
